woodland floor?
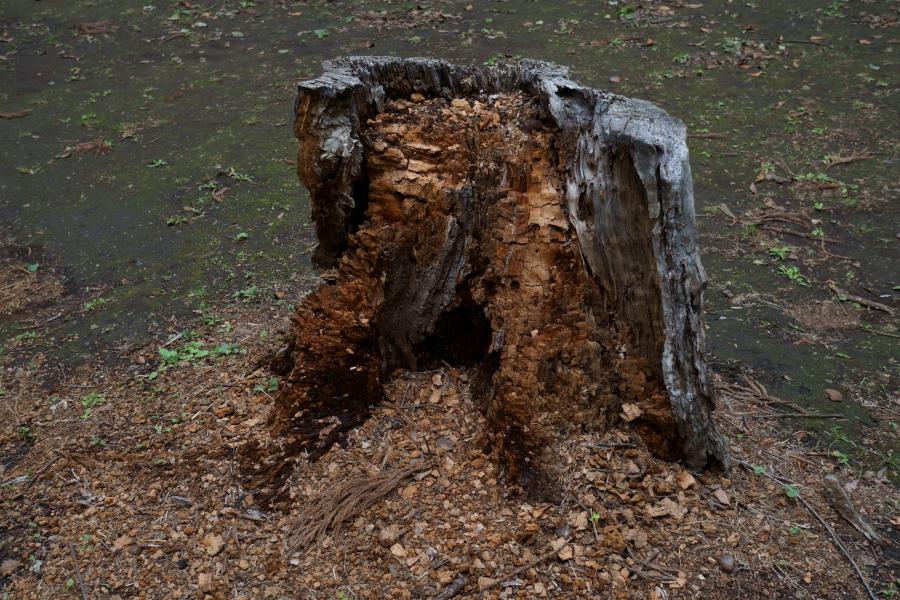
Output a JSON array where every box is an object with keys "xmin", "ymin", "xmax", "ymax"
[{"xmin": 1, "ymin": 0, "xmax": 900, "ymax": 599}]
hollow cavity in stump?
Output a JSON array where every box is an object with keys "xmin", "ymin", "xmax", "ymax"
[{"xmin": 247, "ymin": 58, "xmax": 729, "ymax": 502}]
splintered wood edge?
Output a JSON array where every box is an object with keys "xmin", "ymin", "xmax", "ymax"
[{"xmin": 293, "ymin": 57, "xmax": 729, "ymax": 470}]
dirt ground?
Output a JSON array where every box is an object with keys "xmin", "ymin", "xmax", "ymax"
[{"xmin": 1, "ymin": 0, "xmax": 900, "ymax": 599}]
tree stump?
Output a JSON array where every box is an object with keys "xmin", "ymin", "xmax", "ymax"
[{"xmin": 256, "ymin": 57, "xmax": 728, "ymax": 496}]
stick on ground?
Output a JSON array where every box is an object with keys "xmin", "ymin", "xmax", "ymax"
[
  {"xmin": 61, "ymin": 527, "xmax": 89, "ymax": 600},
  {"xmin": 827, "ymin": 283, "xmax": 896, "ymax": 316},
  {"xmin": 735, "ymin": 459, "xmax": 876, "ymax": 600}
]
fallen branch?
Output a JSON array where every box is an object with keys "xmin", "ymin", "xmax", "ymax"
[
  {"xmin": 824, "ymin": 148, "xmax": 874, "ymax": 171},
  {"xmin": 61, "ymin": 527, "xmax": 89, "ymax": 600},
  {"xmin": 860, "ymin": 328, "xmax": 900, "ymax": 340},
  {"xmin": 159, "ymin": 32, "xmax": 187, "ymax": 44},
  {"xmin": 755, "ymin": 213, "xmax": 810, "ymax": 229},
  {"xmin": 820, "ymin": 240, "xmax": 852, "ymax": 261},
  {"xmin": 585, "ymin": 442, "xmax": 638, "ymax": 449},
  {"xmin": 747, "ymin": 412, "xmax": 845, "ymax": 419},
  {"xmin": 74, "ymin": 20, "xmax": 116, "ymax": 35},
  {"xmin": 24, "ymin": 456, "xmax": 60, "ymax": 491},
  {"xmin": 735, "ymin": 459, "xmax": 876, "ymax": 600},
  {"xmin": 827, "ymin": 283, "xmax": 895, "ymax": 316},
  {"xmin": 761, "ymin": 226, "xmax": 842, "ymax": 244},
  {"xmin": 822, "ymin": 474, "xmax": 884, "ymax": 546},
  {"xmin": 0, "ymin": 109, "xmax": 32, "ymax": 119},
  {"xmin": 784, "ymin": 39, "xmax": 827, "ymax": 46},
  {"xmin": 431, "ymin": 577, "xmax": 469, "ymax": 600},
  {"xmin": 483, "ymin": 537, "xmax": 572, "ymax": 591},
  {"xmin": 159, "ymin": 332, "xmax": 183, "ymax": 349}
]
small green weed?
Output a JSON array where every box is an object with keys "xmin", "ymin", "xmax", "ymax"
[{"xmin": 777, "ymin": 265, "xmax": 810, "ymax": 287}]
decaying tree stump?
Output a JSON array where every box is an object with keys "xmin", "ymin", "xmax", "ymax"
[{"xmin": 255, "ymin": 57, "xmax": 729, "ymax": 496}]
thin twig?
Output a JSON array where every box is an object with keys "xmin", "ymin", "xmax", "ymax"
[
  {"xmin": 484, "ymin": 537, "xmax": 572, "ymax": 590},
  {"xmin": 860, "ymin": 328, "xmax": 900, "ymax": 340},
  {"xmin": 24, "ymin": 456, "xmax": 60, "ymax": 490},
  {"xmin": 747, "ymin": 413, "xmax": 845, "ymax": 419},
  {"xmin": 821, "ymin": 240, "xmax": 852, "ymax": 261},
  {"xmin": 159, "ymin": 332, "xmax": 183, "ymax": 349},
  {"xmin": 734, "ymin": 459, "xmax": 876, "ymax": 600},
  {"xmin": 61, "ymin": 527, "xmax": 89, "ymax": 600},
  {"xmin": 585, "ymin": 442, "xmax": 637, "ymax": 449},
  {"xmin": 761, "ymin": 226, "xmax": 842, "ymax": 244},
  {"xmin": 783, "ymin": 39, "xmax": 827, "ymax": 46}
]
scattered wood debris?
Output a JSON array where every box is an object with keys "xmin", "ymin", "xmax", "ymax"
[
  {"xmin": 0, "ymin": 109, "xmax": 32, "ymax": 119},
  {"xmin": 824, "ymin": 147, "xmax": 875, "ymax": 170},
  {"xmin": 73, "ymin": 20, "xmax": 116, "ymax": 35}
]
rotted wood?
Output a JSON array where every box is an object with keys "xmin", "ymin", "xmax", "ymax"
[{"xmin": 255, "ymin": 57, "xmax": 729, "ymax": 495}]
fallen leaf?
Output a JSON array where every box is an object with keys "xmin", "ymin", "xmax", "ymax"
[
  {"xmin": 749, "ymin": 182, "xmax": 757, "ymax": 194},
  {"xmin": 0, "ymin": 559, "xmax": 22, "ymax": 577},
  {"xmin": 824, "ymin": 388, "xmax": 843, "ymax": 402},
  {"xmin": 810, "ymin": 36, "xmax": 824, "ymax": 42},
  {"xmin": 803, "ymin": 572, "xmax": 812, "ymax": 584},
  {"xmin": 465, "ymin": 4, "xmax": 473, "ymax": 10},
  {"xmin": 288, "ymin": 12, "xmax": 303, "ymax": 16},
  {"xmin": 783, "ymin": 374, "xmax": 792, "ymax": 381},
  {"xmin": 713, "ymin": 488, "xmax": 730, "ymax": 505},
  {"xmin": 676, "ymin": 471, "xmax": 696, "ymax": 490},
  {"xmin": 718, "ymin": 203, "xmax": 736, "ymax": 220},
  {"xmin": 531, "ymin": 504, "xmax": 551, "ymax": 519},
  {"xmin": 859, "ymin": 39, "xmax": 872, "ymax": 45},
  {"xmin": 749, "ymin": 72, "xmax": 763, "ymax": 77},
  {"xmin": 757, "ymin": 530, "xmax": 770, "ymax": 542},
  {"xmin": 609, "ymin": 75, "xmax": 621, "ymax": 83},
  {"xmin": 167, "ymin": 92, "xmax": 182, "ymax": 101},
  {"xmin": 113, "ymin": 535, "xmax": 133, "ymax": 550}
]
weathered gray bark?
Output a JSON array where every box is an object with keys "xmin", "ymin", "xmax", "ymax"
[{"xmin": 289, "ymin": 56, "xmax": 729, "ymax": 471}]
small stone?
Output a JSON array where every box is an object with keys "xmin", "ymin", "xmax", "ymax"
[
  {"xmin": 177, "ymin": 559, "xmax": 188, "ymax": 570},
  {"xmin": 410, "ymin": 93, "xmax": 425, "ymax": 103},
  {"xmin": 824, "ymin": 388, "xmax": 843, "ymax": 402},
  {"xmin": 718, "ymin": 554, "xmax": 734, "ymax": 573},
  {"xmin": 895, "ymin": 232, "xmax": 900, "ymax": 239},
  {"xmin": 609, "ymin": 75, "xmax": 622, "ymax": 83}
]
